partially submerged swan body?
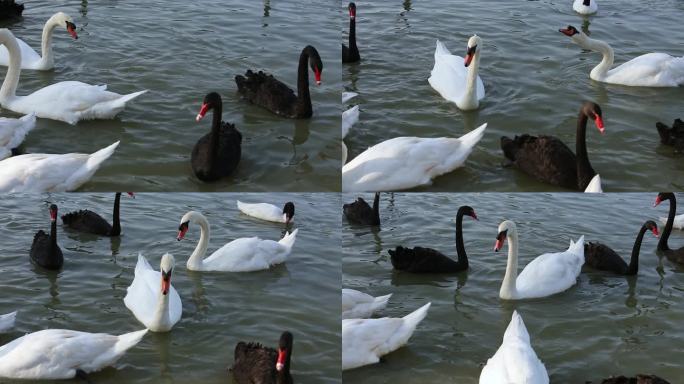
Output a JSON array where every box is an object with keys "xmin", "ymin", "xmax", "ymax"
[
  {"xmin": 0, "ymin": 311, "xmax": 16, "ymax": 333},
  {"xmin": 0, "ymin": 112, "xmax": 35, "ymax": 160},
  {"xmin": 584, "ymin": 220, "xmax": 659, "ymax": 275},
  {"xmin": 62, "ymin": 192, "xmax": 134, "ymax": 236},
  {"xmin": 231, "ymin": 331, "xmax": 293, "ymax": 384},
  {"xmin": 428, "ymin": 36, "xmax": 485, "ymax": 110},
  {"xmin": 656, "ymin": 118, "xmax": 684, "ymax": 152},
  {"xmin": 573, "ymin": 0, "xmax": 597, "ymax": 15},
  {"xmin": 342, "ymin": 289, "xmax": 391, "ymax": 319},
  {"xmin": 237, "ymin": 201, "xmax": 295, "ymax": 224},
  {"xmin": 343, "ymin": 192, "xmax": 380, "ymax": 225}
]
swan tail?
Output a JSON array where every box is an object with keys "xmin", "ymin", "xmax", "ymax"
[
  {"xmin": 60, "ymin": 141, "xmax": 119, "ymax": 191},
  {"xmin": 583, "ymin": 174, "xmax": 602, "ymax": 193},
  {"xmin": 458, "ymin": 123, "xmax": 487, "ymax": 149},
  {"xmin": 371, "ymin": 294, "xmax": 392, "ymax": 312},
  {"xmin": 8, "ymin": 112, "xmax": 37, "ymax": 149},
  {"xmin": 114, "ymin": 329, "xmax": 148, "ymax": 354},
  {"xmin": 503, "ymin": 310, "xmax": 531, "ymax": 343},
  {"xmin": 568, "ymin": 235, "xmax": 585, "ymax": 254},
  {"xmin": 117, "ymin": 90, "xmax": 148, "ymax": 105},
  {"xmin": 278, "ymin": 228, "xmax": 299, "ymax": 250},
  {"xmin": 86, "ymin": 141, "xmax": 120, "ymax": 170},
  {"xmin": 434, "ymin": 39, "xmax": 451, "ymax": 57},
  {"xmin": 402, "ymin": 302, "xmax": 431, "ymax": 331}
]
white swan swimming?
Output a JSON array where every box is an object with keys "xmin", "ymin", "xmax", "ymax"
[
  {"xmin": 560, "ymin": 26, "xmax": 684, "ymax": 87},
  {"xmin": 237, "ymin": 200, "xmax": 295, "ymax": 224},
  {"xmin": 0, "ymin": 29, "xmax": 147, "ymax": 124},
  {"xmin": 583, "ymin": 174, "xmax": 603, "ymax": 193},
  {"xmin": 0, "ymin": 311, "xmax": 16, "ymax": 333},
  {"xmin": 0, "ymin": 141, "xmax": 120, "ymax": 192},
  {"xmin": 124, "ymin": 253, "xmax": 182, "ymax": 332},
  {"xmin": 342, "ymin": 105, "xmax": 359, "ymax": 139},
  {"xmin": 342, "ymin": 123, "xmax": 486, "ymax": 191},
  {"xmin": 342, "ymin": 91, "xmax": 358, "ymax": 104},
  {"xmin": 573, "ymin": 0, "xmax": 597, "ymax": 15},
  {"xmin": 342, "ymin": 289, "xmax": 392, "ymax": 319},
  {"xmin": 0, "ymin": 112, "xmax": 35, "ymax": 160},
  {"xmin": 0, "ymin": 328, "xmax": 147, "ymax": 379},
  {"xmin": 495, "ymin": 220, "xmax": 585, "ymax": 300},
  {"xmin": 428, "ymin": 36, "xmax": 485, "ymax": 110},
  {"xmin": 177, "ymin": 211, "xmax": 298, "ymax": 272},
  {"xmin": 342, "ymin": 302, "xmax": 430, "ymax": 370},
  {"xmin": 0, "ymin": 12, "xmax": 78, "ymax": 70},
  {"xmin": 479, "ymin": 311, "xmax": 549, "ymax": 383}
]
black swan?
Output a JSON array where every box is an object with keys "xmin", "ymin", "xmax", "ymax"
[
  {"xmin": 587, "ymin": 374, "xmax": 671, "ymax": 384},
  {"xmin": 389, "ymin": 205, "xmax": 477, "ymax": 273},
  {"xmin": 192, "ymin": 92, "xmax": 242, "ymax": 182},
  {"xmin": 656, "ymin": 118, "xmax": 684, "ymax": 151},
  {"xmin": 61, "ymin": 192, "xmax": 134, "ymax": 236},
  {"xmin": 584, "ymin": 220, "xmax": 659, "ymax": 275},
  {"xmin": 343, "ymin": 192, "xmax": 380, "ymax": 226},
  {"xmin": 654, "ymin": 192, "xmax": 684, "ymax": 264},
  {"xmin": 30, "ymin": 204, "xmax": 63, "ymax": 270},
  {"xmin": 235, "ymin": 45, "xmax": 323, "ymax": 119},
  {"xmin": 342, "ymin": 2, "xmax": 360, "ymax": 63},
  {"xmin": 501, "ymin": 101, "xmax": 604, "ymax": 190},
  {"xmin": 231, "ymin": 331, "xmax": 293, "ymax": 384},
  {"xmin": 0, "ymin": 0, "xmax": 23, "ymax": 21}
]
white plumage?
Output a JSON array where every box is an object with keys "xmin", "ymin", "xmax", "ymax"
[
  {"xmin": 0, "ymin": 112, "xmax": 35, "ymax": 160},
  {"xmin": 660, "ymin": 214, "xmax": 684, "ymax": 230},
  {"xmin": 236, "ymin": 201, "xmax": 292, "ymax": 224},
  {"xmin": 342, "ymin": 105, "xmax": 359, "ymax": 139},
  {"xmin": 583, "ymin": 174, "xmax": 603, "ymax": 193},
  {"xmin": 573, "ymin": 0, "xmax": 598, "ymax": 15},
  {"xmin": 342, "ymin": 289, "xmax": 392, "ymax": 319},
  {"xmin": 0, "ymin": 311, "xmax": 16, "ymax": 333},
  {"xmin": 428, "ymin": 36, "xmax": 485, "ymax": 110}
]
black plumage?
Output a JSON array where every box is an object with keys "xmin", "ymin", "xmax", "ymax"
[
  {"xmin": 0, "ymin": 0, "xmax": 23, "ymax": 21},
  {"xmin": 584, "ymin": 220, "xmax": 658, "ymax": 275},
  {"xmin": 30, "ymin": 204, "xmax": 63, "ymax": 270},
  {"xmin": 588, "ymin": 374, "xmax": 671, "ymax": 384},
  {"xmin": 343, "ymin": 192, "xmax": 380, "ymax": 226},
  {"xmin": 231, "ymin": 331, "xmax": 293, "ymax": 384},
  {"xmin": 342, "ymin": 3, "xmax": 360, "ymax": 63},
  {"xmin": 656, "ymin": 118, "xmax": 684, "ymax": 152},
  {"xmin": 654, "ymin": 192, "xmax": 684, "ymax": 264},
  {"xmin": 61, "ymin": 192, "xmax": 132, "ymax": 236}
]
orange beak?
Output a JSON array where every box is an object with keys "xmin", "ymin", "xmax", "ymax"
[
  {"xmin": 67, "ymin": 23, "xmax": 78, "ymax": 39},
  {"xmin": 494, "ymin": 238, "xmax": 504, "ymax": 252},
  {"xmin": 161, "ymin": 275, "xmax": 170, "ymax": 295}
]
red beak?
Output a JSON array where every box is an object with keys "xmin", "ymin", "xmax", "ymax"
[
  {"xmin": 49, "ymin": 210, "xmax": 57, "ymax": 221},
  {"xmin": 652, "ymin": 227, "xmax": 660, "ymax": 238},
  {"xmin": 559, "ymin": 28, "xmax": 574, "ymax": 37},
  {"xmin": 276, "ymin": 348, "xmax": 286, "ymax": 371},
  {"xmin": 313, "ymin": 67, "xmax": 322, "ymax": 85},
  {"xmin": 494, "ymin": 238, "xmax": 503, "ymax": 252},
  {"xmin": 196, "ymin": 103, "xmax": 210, "ymax": 122},
  {"xmin": 161, "ymin": 277, "xmax": 170, "ymax": 295},
  {"xmin": 349, "ymin": 8, "xmax": 356, "ymax": 19},
  {"xmin": 464, "ymin": 53, "xmax": 474, "ymax": 67},
  {"xmin": 177, "ymin": 228, "xmax": 188, "ymax": 241},
  {"xmin": 594, "ymin": 113, "xmax": 605, "ymax": 134},
  {"xmin": 471, "ymin": 212, "xmax": 478, "ymax": 221},
  {"xmin": 654, "ymin": 196, "xmax": 662, "ymax": 207},
  {"xmin": 127, "ymin": 192, "xmax": 135, "ymax": 198},
  {"xmin": 67, "ymin": 26, "xmax": 78, "ymax": 39}
]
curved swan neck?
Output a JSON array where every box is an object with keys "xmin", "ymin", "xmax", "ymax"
[
  {"xmin": 627, "ymin": 224, "xmax": 649, "ymax": 275},
  {"xmin": 501, "ymin": 228, "xmax": 519, "ymax": 298},
  {"xmin": 151, "ymin": 287, "xmax": 171, "ymax": 329},
  {"xmin": 575, "ymin": 111, "xmax": 595, "ymax": 189},
  {"xmin": 50, "ymin": 219, "xmax": 58, "ymax": 255},
  {"xmin": 296, "ymin": 47, "xmax": 313, "ymax": 115},
  {"xmin": 348, "ymin": 15, "xmax": 357, "ymax": 51},
  {"xmin": 187, "ymin": 213, "xmax": 210, "ymax": 270},
  {"xmin": 462, "ymin": 49, "xmax": 481, "ymax": 109},
  {"xmin": 659, "ymin": 195, "xmax": 675, "ymax": 251},
  {"xmin": 111, "ymin": 193, "xmax": 122, "ymax": 236},
  {"xmin": 580, "ymin": 35, "xmax": 614, "ymax": 81},
  {"xmin": 0, "ymin": 30, "xmax": 21, "ymax": 102},
  {"xmin": 455, "ymin": 210, "xmax": 468, "ymax": 268},
  {"xmin": 39, "ymin": 15, "xmax": 61, "ymax": 68}
]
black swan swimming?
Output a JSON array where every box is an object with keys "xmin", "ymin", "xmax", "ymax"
[
  {"xmin": 61, "ymin": 192, "xmax": 134, "ymax": 236},
  {"xmin": 343, "ymin": 192, "xmax": 380, "ymax": 226},
  {"xmin": 192, "ymin": 92, "xmax": 242, "ymax": 182},
  {"xmin": 0, "ymin": 0, "xmax": 23, "ymax": 21},
  {"xmin": 588, "ymin": 374, "xmax": 671, "ymax": 384},
  {"xmin": 30, "ymin": 204, "xmax": 63, "ymax": 270},
  {"xmin": 235, "ymin": 45, "xmax": 323, "ymax": 119},
  {"xmin": 656, "ymin": 118, "xmax": 684, "ymax": 152},
  {"xmin": 654, "ymin": 192, "xmax": 684, "ymax": 264},
  {"xmin": 231, "ymin": 331, "xmax": 293, "ymax": 384},
  {"xmin": 584, "ymin": 220, "xmax": 659, "ymax": 275},
  {"xmin": 501, "ymin": 101, "xmax": 604, "ymax": 190},
  {"xmin": 342, "ymin": 2, "xmax": 360, "ymax": 63},
  {"xmin": 389, "ymin": 205, "xmax": 477, "ymax": 273}
]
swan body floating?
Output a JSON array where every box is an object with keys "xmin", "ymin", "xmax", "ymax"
[
  {"xmin": 342, "ymin": 105, "xmax": 359, "ymax": 139},
  {"xmin": 573, "ymin": 0, "xmax": 597, "ymax": 15},
  {"xmin": 62, "ymin": 192, "xmax": 134, "ymax": 236},
  {"xmin": 656, "ymin": 118, "xmax": 684, "ymax": 152},
  {"xmin": 342, "ymin": 289, "xmax": 392, "ymax": 319},
  {"xmin": 0, "ymin": 328, "xmax": 147, "ymax": 379},
  {"xmin": 343, "ymin": 192, "xmax": 380, "ymax": 225},
  {"xmin": 0, "ymin": 29, "xmax": 146, "ymax": 124},
  {"xmin": 584, "ymin": 174, "xmax": 603, "ymax": 193},
  {"xmin": 342, "ymin": 302, "xmax": 430, "ymax": 370},
  {"xmin": 237, "ymin": 201, "xmax": 295, "ymax": 224},
  {"xmin": 584, "ymin": 221, "xmax": 658, "ymax": 275},
  {"xmin": 0, "ymin": 112, "xmax": 35, "ymax": 160},
  {"xmin": 177, "ymin": 211, "xmax": 298, "ymax": 272},
  {"xmin": 0, "ymin": 12, "xmax": 78, "ymax": 70},
  {"xmin": 343, "ymin": 123, "xmax": 487, "ymax": 191},
  {"xmin": 30, "ymin": 204, "xmax": 63, "ymax": 270},
  {"xmin": 560, "ymin": 26, "xmax": 684, "ymax": 87},
  {"xmin": 479, "ymin": 311, "xmax": 549, "ymax": 383},
  {"xmin": 342, "ymin": 91, "xmax": 358, "ymax": 103},
  {"xmin": 231, "ymin": 331, "xmax": 293, "ymax": 384},
  {"xmin": 0, "ymin": 1, "xmax": 23, "ymax": 21},
  {"xmin": 660, "ymin": 214, "xmax": 684, "ymax": 230},
  {"xmin": 0, "ymin": 311, "xmax": 16, "ymax": 333},
  {"xmin": 0, "ymin": 141, "xmax": 119, "ymax": 192},
  {"xmin": 495, "ymin": 220, "xmax": 585, "ymax": 300},
  {"xmin": 428, "ymin": 36, "xmax": 485, "ymax": 111},
  {"xmin": 124, "ymin": 253, "xmax": 182, "ymax": 332},
  {"xmin": 342, "ymin": 2, "xmax": 360, "ymax": 63}
]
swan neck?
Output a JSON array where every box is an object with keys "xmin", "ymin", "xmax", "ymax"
[
  {"xmin": 40, "ymin": 16, "xmax": 60, "ymax": 68},
  {"xmin": 372, "ymin": 192, "xmax": 380, "ymax": 225},
  {"xmin": 585, "ymin": 37, "xmax": 614, "ymax": 80},
  {"xmin": 188, "ymin": 214, "xmax": 210, "ymax": 270},
  {"xmin": 628, "ymin": 224, "xmax": 649, "ymax": 275},
  {"xmin": 151, "ymin": 286, "xmax": 171, "ymax": 329},
  {"xmin": 348, "ymin": 17, "xmax": 357, "ymax": 50},
  {"xmin": 659, "ymin": 196, "xmax": 675, "ymax": 251},
  {"xmin": 209, "ymin": 101, "xmax": 223, "ymax": 163},
  {"xmin": 111, "ymin": 193, "xmax": 122, "ymax": 236},
  {"xmin": 50, "ymin": 219, "xmax": 58, "ymax": 255},
  {"xmin": 501, "ymin": 229, "xmax": 519, "ymax": 298},
  {"xmin": 0, "ymin": 31, "xmax": 21, "ymax": 102},
  {"xmin": 455, "ymin": 210, "xmax": 468, "ymax": 268},
  {"xmin": 462, "ymin": 49, "xmax": 480, "ymax": 108},
  {"xmin": 575, "ymin": 111, "xmax": 595, "ymax": 189},
  {"xmin": 296, "ymin": 47, "xmax": 312, "ymax": 116}
]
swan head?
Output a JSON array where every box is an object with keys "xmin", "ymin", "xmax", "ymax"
[
  {"xmin": 464, "ymin": 35, "xmax": 481, "ymax": 67},
  {"xmin": 495, "ymin": 220, "xmax": 516, "ymax": 251},
  {"xmin": 459, "ymin": 205, "xmax": 478, "ymax": 220},
  {"xmin": 177, "ymin": 211, "xmax": 202, "ymax": 240},
  {"xmin": 348, "ymin": 2, "xmax": 356, "ymax": 20},
  {"xmin": 559, "ymin": 25, "xmax": 586, "ymax": 45},
  {"xmin": 282, "ymin": 202, "xmax": 295, "ymax": 224},
  {"xmin": 276, "ymin": 331, "xmax": 293, "ymax": 372},
  {"xmin": 160, "ymin": 253, "xmax": 175, "ymax": 295},
  {"xmin": 645, "ymin": 220, "xmax": 659, "ymax": 238},
  {"xmin": 52, "ymin": 12, "xmax": 78, "ymax": 40},
  {"xmin": 305, "ymin": 45, "xmax": 323, "ymax": 85},
  {"xmin": 48, "ymin": 204, "xmax": 58, "ymax": 222},
  {"xmin": 581, "ymin": 102, "xmax": 605, "ymax": 134},
  {"xmin": 196, "ymin": 92, "xmax": 221, "ymax": 122},
  {"xmin": 654, "ymin": 192, "xmax": 674, "ymax": 207}
]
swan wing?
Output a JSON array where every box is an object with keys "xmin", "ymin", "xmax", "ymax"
[
  {"xmin": 236, "ymin": 201, "xmax": 283, "ymax": 222},
  {"xmin": 342, "ymin": 105, "xmax": 360, "ymax": 138},
  {"xmin": 203, "ymin": 237, "xmax": 288, "ymax": 272},
  {"xmin": 342, "ymin": 289, "xmax": 392, "ymax": 319},
  {"xmin": 0, "ymin": 113, "xmax": 36, "ymax": 160},
  {"xmin": 583, "ymin": 174, "xmax": 603, "ymax": 193},
  {"xmin": 124, "ymin": 254, "xmax": 159, "ymax": 326},
  {"xmin": 0, "ymin": 37, "xmax": 42, "ymax": 68},
  {"xmin": 342, "ymin": 91, "xmax": 358, "ymax": 103},
  {"xmin": 0, "ymin": 311, "xmax": 17, "ymax": 333},
  {"xmin": 342, "ymin": 123, "xmax": 486, "ymax": 191},
  {"xmin": 606, "ymin": 53, "xmax": 684, "ymax": 87},
  {"xmin": 428, "ymin": 40, "xmax": 485, "ymax": 104}
]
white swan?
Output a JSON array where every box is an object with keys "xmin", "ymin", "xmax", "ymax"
[
  {"xmin": 124, "ymin": 253, "xmax": 182, "ymax": 332},
  {"xmin": 342, "ymin": 105, "xmax": 359, "ymax": 139},
  {"xmin": 0, "ymin": 311, "xmax": 16, "ymax": 333},
  {"xmin": 342, "ymin": 302, "xmax": 430, "ymax": 370},
  {"xmin": 428, "ymin": 36, "xmax": 485, "ymax": 110},
  {"xmin": 342, "ymin": 91, "xmax": 358, "ymax": 104},
  {"xmin": 342, "ymin": 123, "xmax": 486, "ymax": 191},
  {"xmin": 583, "ymin": 174, "xmax": 603, "ymax": 193},
  {"xmin": 342, "ymin": 289, "xmax": 391, "ymax": 319},
  {"xmin": 177, "ymin": 211, "xmax": 298, "ymax": 272},
  {"xmin": 660, "ymin": 214, "xmax": 684, "ymax": 230},
  {"xmin": 573, "ymin": 0, "xmax": 597, "ymax": 15},
  {"xmin": 479, "ymin": 311, "xmax": 549, "ymax": 384},
  {"xmin": 495, "ymin": 220, "xmax": 585, "ymax": 300},
  {"xmin": 0, "ymin": 12, "xmax": 78, "ymax": 70},
  {"xmin": 342, "ymin": 141, "xmax": 348, "ymax": 165},
  {"xmin": 236, "ymin": 200, "xmax": 295, "ymax": 224},
  {"xmin": 0, "ymin": 141, "xmax": 119, "ymax": 192},
  {"xmin": 0, "ymin": 29, "xmax": 147, "ymax": 125},
  {"xmin": 0, "ymin": 328, "xmax": 147, "ymax": 379},
  {"xmin": 0, "ymin": 112, "xmax": 35, "ymax": 160},
  {"xmin": 560, "ymin": 26, "xmax": 684, "ymax": 87}
]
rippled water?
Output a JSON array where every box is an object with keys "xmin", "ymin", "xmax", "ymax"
[
  {"xmin": 342, "ymin": 0, "xmax": 684, "ymax": 192},
  {"xmin": 0, "ymin": 193, "xmax": 340, "ymax": 383},
  {"xmin": 0, "ymin": 0, "xmax": 340, "ymax": 191},
  {"xmin": 343, "ymin": 193, "xmax": 684, "ymax": 382}
]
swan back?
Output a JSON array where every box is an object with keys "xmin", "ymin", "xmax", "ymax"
[
  {"xmin": 342, "ymin": 289, "xmax": 392, "ymax": 319},
  {"xmin": 199, "ymin": 229, "xmax": 298, "ymax": 272},
  {"xmin": 236, "ymin": 201, "xmax": 293, "ymax": 223},
  {"xmin": 0, "ymin": 311, "xmax": 17, "ymax": 333},
  {"xmin": 342, "ymin": 105, "xmax": 359, "ymax": 138},
  {"xmin": 0, "ymin": 112, "xmax": 36, "ymax": 160}
]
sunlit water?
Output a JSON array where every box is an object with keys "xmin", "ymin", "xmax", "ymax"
[
  {"xmin": 0, "ymin": 0, "xmax": 340, "ymax": 191},
  {"xmin": 343, "ymin": 193, "xmax": 684, "ymax": 382},
  {"xmin": 0, "ymin": 193, "xmax": 340, "ymax": 383},
  {"xmin": 342, "ymin": 0, "xmax": 684, "ymax": 192}
]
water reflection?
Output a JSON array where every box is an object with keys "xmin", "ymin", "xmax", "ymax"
[{"xmin": 80, "ymin": 0, "xmax": 88, "ymax": 17}]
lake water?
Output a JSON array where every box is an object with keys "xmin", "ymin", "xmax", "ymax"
[
  {"xmin": 343, "ymin": 192, "xmax": 684, "ymax": 382},
  {"xmin": 0, "ymin": 192, "xmax": 340, "ymax": 383},
  {"xmin": 342, "ymin": 0, "xmax": 684, "ymax": 192},
  {"xmin": 0, "ymin": 0, "xmax": 340, "ymax": 191}
]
